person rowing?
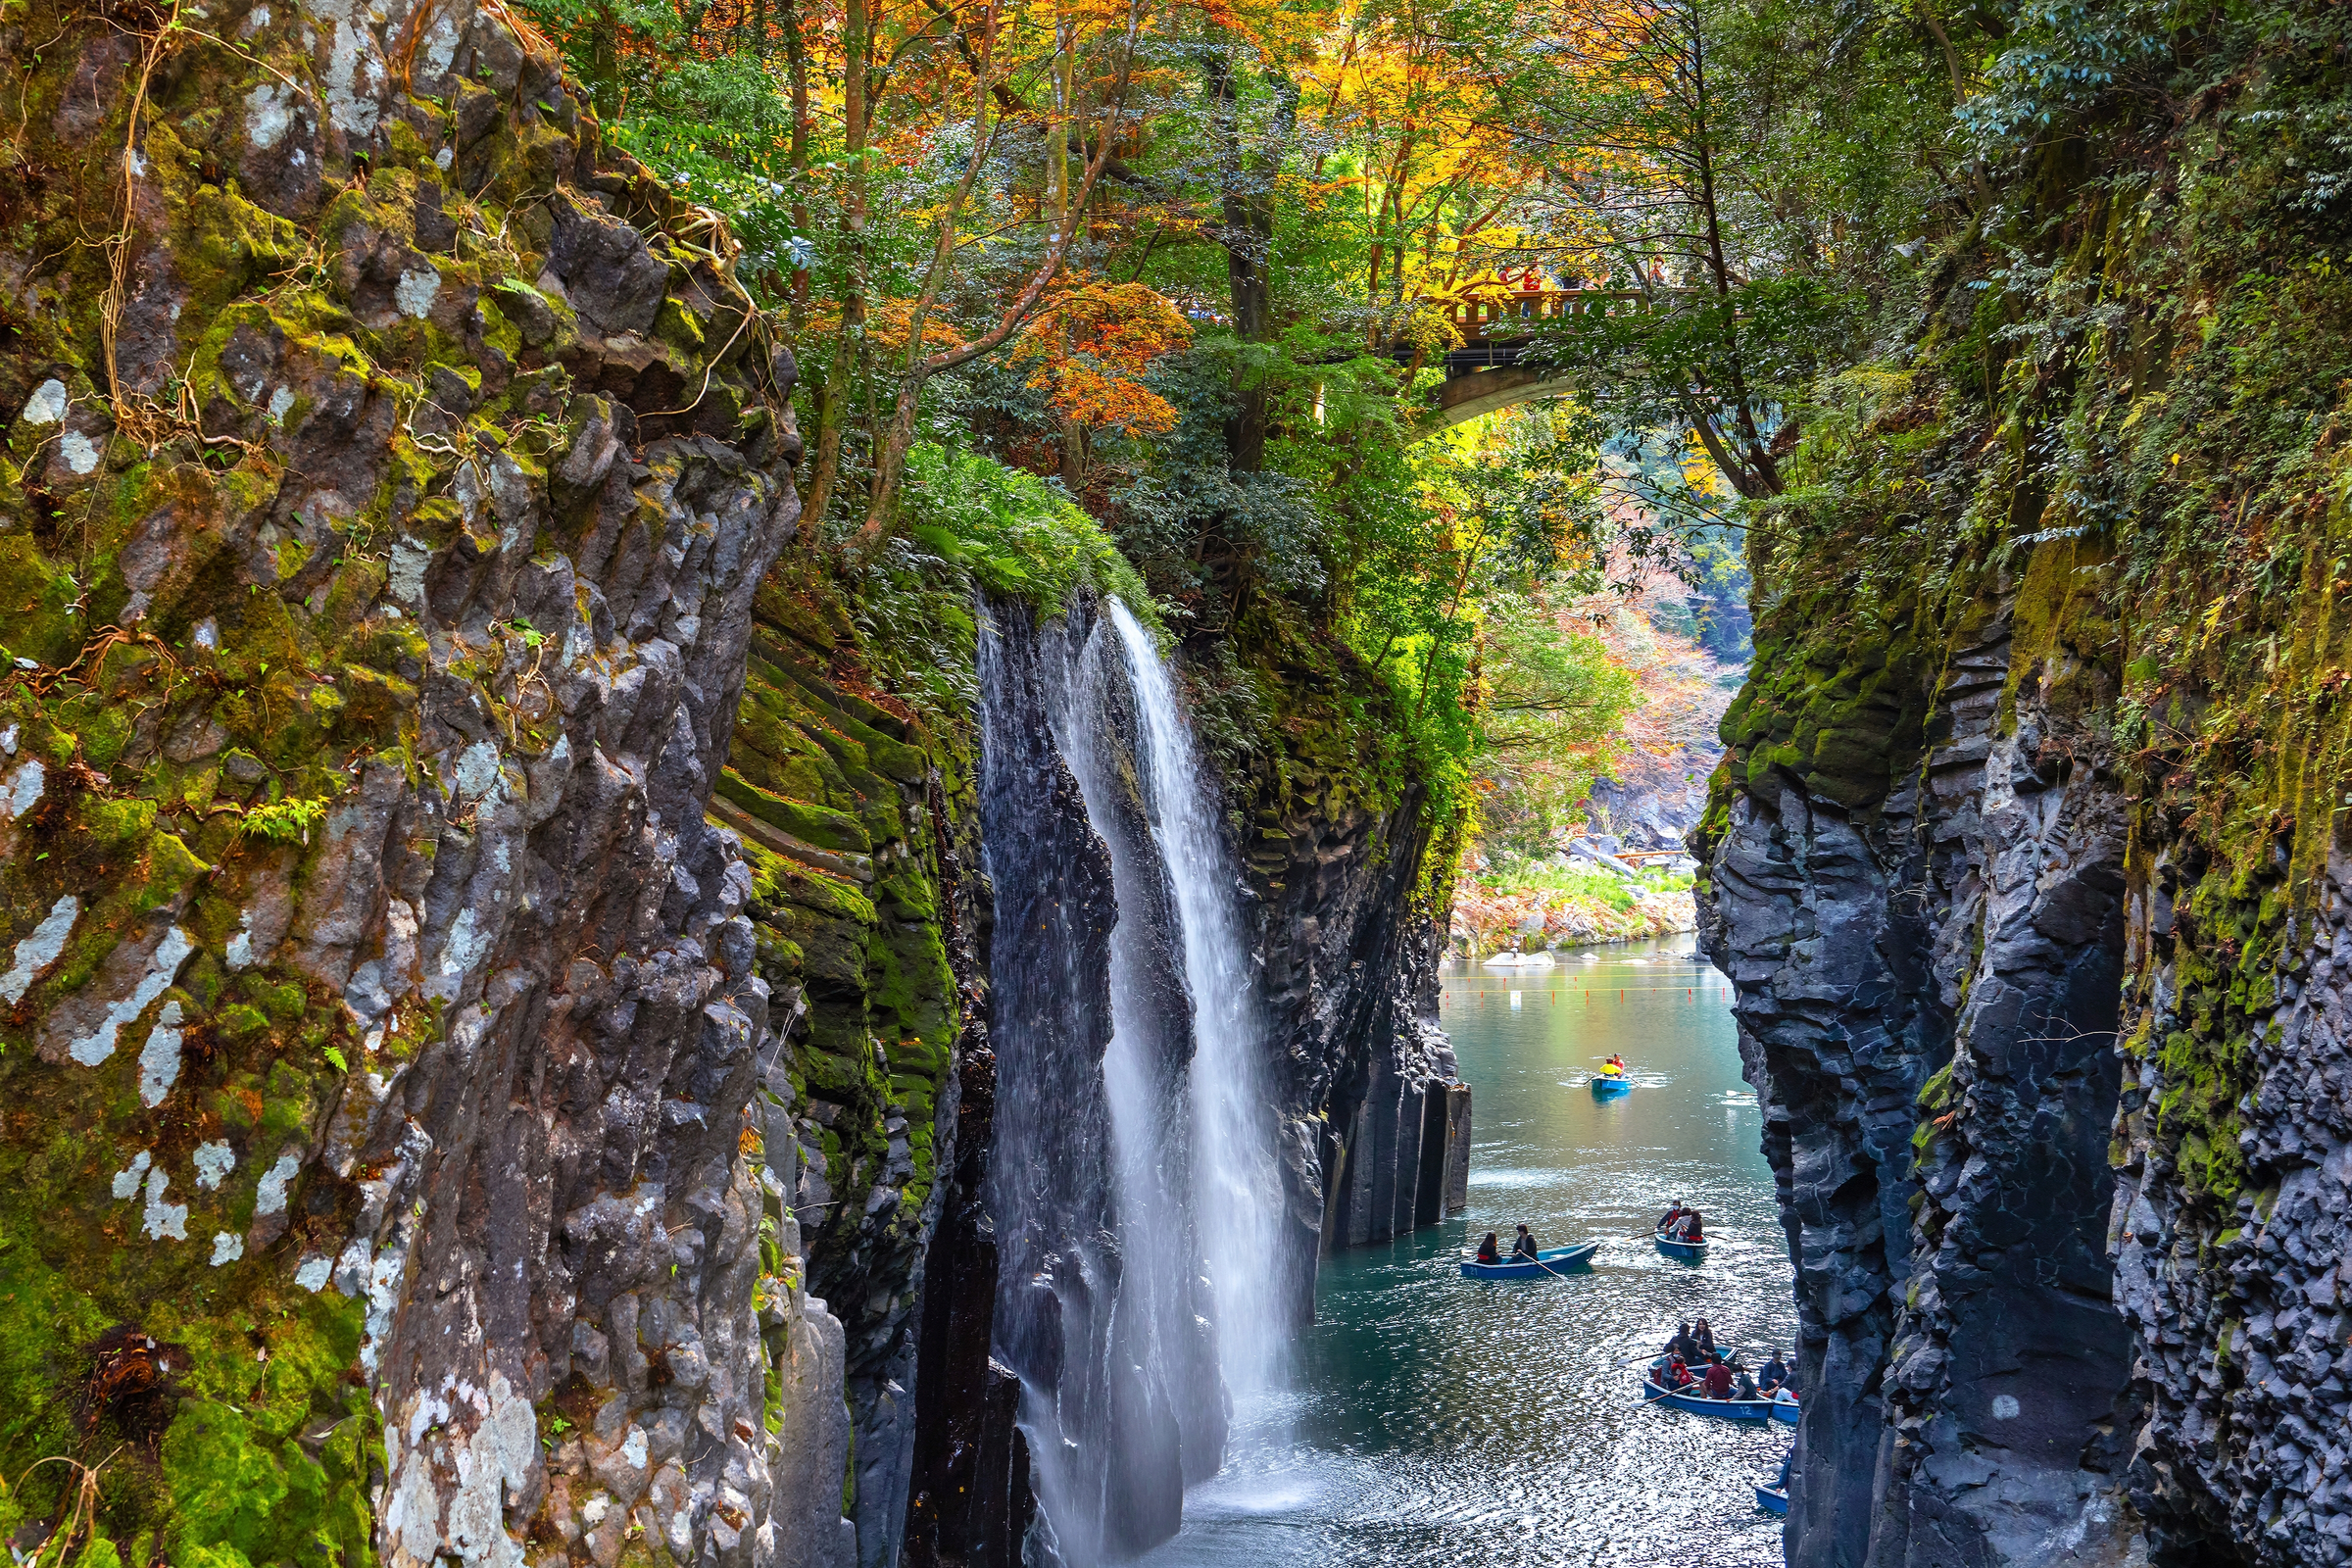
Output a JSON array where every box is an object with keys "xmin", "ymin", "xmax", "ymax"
[
  {"xmin": 1475, "ymin": 1232, "xmax": 1501, "ymax": 1265},
  {"xmin": 1657, "ymin": 1200, "xmax": 1687, "ymax": 1233},
  {"xmin": 1603, "ymin": 1054, "xmax": 1627, "ymax": 1075},
  {"xmin": 1510, "ymin": 1223, "xmax": 1540, "ymax": 1260},
  {"xmin": 1701, "ymin": 1358, "xmax": 1736, "ymax": 1399},
  {"xmin": 1664, "ymin": 1320, "xmax": 1699, "ymax": 1360},
  {"xmin": 1759, "ymin": 1348, "xmax": 1791, "ymax": 1396}
]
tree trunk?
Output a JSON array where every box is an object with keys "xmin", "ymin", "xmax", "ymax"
[
  {"xmin": 799, "ymin": 0, "xmax": 871, "ymax": 537},
  {"xmin": 588, "ymin": 5, "xmax": 619, "ymax": 122},
  {"xmin": 1208, "ymin": 44, "xmax": 1287, "ymax": 475}
]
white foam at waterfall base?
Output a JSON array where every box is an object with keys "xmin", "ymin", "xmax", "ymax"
[{"xmin": 1108, "ymin": 600, "xmax": 1291, "ymax": 1403}]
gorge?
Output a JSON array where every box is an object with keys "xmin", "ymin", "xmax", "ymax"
[{"xmin": 9, "ymin": 0, "xmax": 2352, "ymax": 1565}]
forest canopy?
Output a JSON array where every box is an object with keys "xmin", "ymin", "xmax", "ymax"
[{"xmin": 513, "ymin": 0, "xmax": 1986, "ymax": 842}]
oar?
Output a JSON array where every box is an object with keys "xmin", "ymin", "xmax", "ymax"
[{"xmin": 1513, "ymin": 1246, "xmax": 1575, "ymax": 1280}]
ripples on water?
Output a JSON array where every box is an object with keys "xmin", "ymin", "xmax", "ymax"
[{"xmin": 1138, "ymin": 937, "xmax": 1795, "ymax": 1568}]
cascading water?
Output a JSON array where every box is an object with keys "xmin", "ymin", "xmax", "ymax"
[
  {"xmin": 972, "ymin": 595, "xmax": 1287, "ymax": 1567},
  {"xmin": 1049, "ymin": 622, "xmax": 1230, "ymax": 1488},
  {"xmin": 1105, "ymin": 602, "xmax": 1291, "ymax": 1401}
]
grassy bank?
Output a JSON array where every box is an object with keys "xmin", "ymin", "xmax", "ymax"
[{"xmin": 1450, "ymin": 860, "xmax": 1696, "ymax": 956}]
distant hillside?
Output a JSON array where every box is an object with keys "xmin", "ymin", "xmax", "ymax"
[{"xmin": 1453, "ymin": 564, "xmax": 1743, "ymax": 954}]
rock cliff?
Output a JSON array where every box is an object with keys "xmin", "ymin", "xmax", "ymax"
[
  {"xmin": 0, "ymin": 0, "xmax": 804, "ymax": 1564},
  {"xmin": 1700, "ymin": 573, "xmax": 2138, "ymax": 1567},
  {"xmin": 1696, "ymin": 12, "xmax": 2352, "ymax": 1566},
  {"xmin": 0, "ymin": 5, "xmax": 1460, "ymax": 1566}
]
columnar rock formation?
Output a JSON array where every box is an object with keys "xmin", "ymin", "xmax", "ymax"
[
  {"xmin": 1694, "ymin": 17, "xmax": 2352, "ymax": 1559},
  {"xmin": 1700, "ymin": 576, "xmax": 2139, "ymax": 1567},
  {"xmin": 0, "ymin": 0, "xmax": 806, "ymax": 1562},
  {"xmin": 0, "ymin": 4, "xmax": 1462, "ymax": 1566}
]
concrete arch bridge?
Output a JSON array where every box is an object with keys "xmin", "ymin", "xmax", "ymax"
[{"xmin": 1391, "ymin": 286, "xmax": 1704, "ymax": 438}]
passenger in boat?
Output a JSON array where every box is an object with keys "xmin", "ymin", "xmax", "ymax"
[
  {"xmin": 1475, "ymin": 1232, "xmax": 1501, "ymax": 1265},
  {"xmin": 1510, "ymin": 1224, "xmax": 1540, "ymax": 1260},
  {"xmin": 1759, "ymin": 1350, "xmax": 1789, "ymax": 1396},
  {"xmin": 1733, "ymin": 1367, "xmax": 1763, "ymax": 1402},
  {"xmin": 1692, "ymin": 1317, "xmax": 1718, "ymax": 1357},
  {"xmin": 1679, "ymin": 1210, "xmax": 1706, "ymax": 1243},
  {"xmin": 1702, "ymin": 1359, "xmax": 1736, "ymax": 1399},
  {"xmin": 1657, "ymin": 1354, "xmax": 1692, "ymax": 1390}
]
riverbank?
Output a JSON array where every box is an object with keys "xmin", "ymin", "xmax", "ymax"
[{"xmin": 1450, "ymin": 864, "xmax": 1697, "ymax": 956}]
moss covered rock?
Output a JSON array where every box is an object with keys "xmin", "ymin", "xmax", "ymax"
[{"xmin": 0, "ymin": 0, "xmax": 802, "ymax": 1561}]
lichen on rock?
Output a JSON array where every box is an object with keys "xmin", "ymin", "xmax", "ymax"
[{"xmin": 0, "ymin": 0, "xmax": 802, "ymax": 1557}]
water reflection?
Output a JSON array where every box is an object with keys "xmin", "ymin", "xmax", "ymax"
[{"xmin": 1139, "ymin": 936, "xmax": 1795, "ymax": 1568}]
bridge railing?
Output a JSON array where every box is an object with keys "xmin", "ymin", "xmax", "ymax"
[{"xmin": 1441, "ymin": 287, "xmax": 1705, "ymax": 336}]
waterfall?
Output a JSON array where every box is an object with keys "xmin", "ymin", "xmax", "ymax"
[
  {"xmin": 971, "ymin": 596, "xmax": 1284, "ymax": 1567},
  {"xmin": 1105, "ymin": 602, "xmax": 1289, "ymax": 1400},
  {"xmin": 1049, "ymin": 622, "xmax": 1231, "ymax": 1491}
]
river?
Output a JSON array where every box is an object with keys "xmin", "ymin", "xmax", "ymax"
[{"xmin": 1139, "ymin": 934, "xmax": 1797, "ymax": 1568}]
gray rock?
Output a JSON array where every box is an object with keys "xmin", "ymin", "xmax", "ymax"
[{"xmin": 1699, "ymin": 610, "xmax": 2144, "ymax": 1567}]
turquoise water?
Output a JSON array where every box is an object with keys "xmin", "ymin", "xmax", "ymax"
[{"xmin": 1139, "ymin": 935, "xmax": 1796, "ymax": 1568}]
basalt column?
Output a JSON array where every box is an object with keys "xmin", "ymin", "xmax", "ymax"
[
  {"xmin": 1699, "ymin": 570, "xmax": 2139, "ymax": 1568},
  {"xmin": 0, "ymin": 0, "xmax": 805, "ymax": 1560}
]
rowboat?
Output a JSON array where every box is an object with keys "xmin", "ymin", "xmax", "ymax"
[
  {"xmin": 1755, "ymin": 1484, "xmax": 1788, "ymax": 1516},
  {"xmin": 1654, "ymin": 1227, "xmax": 1708, "ymax": 1260},
  {"xmin": 1459, "ymin": 1242, "xmax": 1599, "ymax": 1280},
  {"xmin": 1641, "ymin": 1363, "xmax": 1799, "ymax": 1424},
  {"xmin": 1590, "ymin": 1073, "xmax": 1631, "ymax": 1098},
  {"xmin": 1642, "ymin": 1379, "xmax": 1776, "ymax": 1421}
]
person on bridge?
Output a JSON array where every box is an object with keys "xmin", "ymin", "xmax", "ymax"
[
  {"xmin": 1510, "ymin": 1224, "xmax": 1540, "ymax": 1260},
  {"xmin": 1475, "ymin": 1232, "xmax": 1501, "ymax": 1265}
]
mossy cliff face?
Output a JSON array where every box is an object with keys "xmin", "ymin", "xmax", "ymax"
[
  {"xmin": 1701, "ymin": 556, "xmax": 2136, "ymax": 1568},
  {"xmin": 1698, "ymin": 12, "xmax": 2352, "ymax": 1566},
  {"xmin": 720, "ymin": 551, "xmax": 984, "ymax": 1568},
  {"xmin": 0, "ymin": 0, "xmax": 801, "ymax": 1561},
  {"xmin": 754, "ymin": 583, "xmax": 1461, "ymax": 1566}
]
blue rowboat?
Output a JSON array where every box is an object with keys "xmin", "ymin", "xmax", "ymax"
[
  {"xmin": 1459, "ymin": 1242, "xmax": 1599, "ymax": 1280},
  {"xmin": 1654, "ymin": 1227, "xmax": 1708, "ymax": 1260},
  {"xmin": 1642, "ymin": 1381, "xmax": 1776, "ymax": 1421},
  {"xmin": 1591, "ymin": 1074, "xmax": 1631, "ymax": 1098},
  {"xmin": 1642, "ymin": 1360, "xmax": 1801, "ymax": 1424},
  {"xmin": 1755, "ymin": 1484, "xmax": 1788, "ymax": 1516}
]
